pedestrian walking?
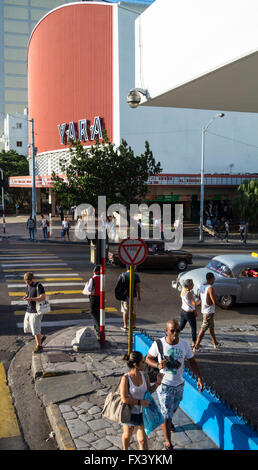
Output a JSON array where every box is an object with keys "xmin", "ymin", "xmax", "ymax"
[
  {"xmin": 118, "ymin": 266, "xmax": 141, "ymax": 331},
  {"xmin": 23, "ymin": 272, "xmax": 46, "ymax": 354},
  {"xmin": 40, "ymin": 214, "xmax": 48, "ymax": 240},
  {"xmin": 223, "ymin": 219, "xmax": 229, "ymax": 242},
  {"xmin": 146, "ymin": 320, "xmax": 203, "ymax": 450},
  {"xmin": 62, "ymin": 217, "xmax": 70, "ymax": 240},
  {"xmin": 27, "ymin": 215, "xmax": 35, "ymax": 241},
  {"xmin": 179, "ymin": 279, "xmax": 200, "ymax": 349},
  {"xmin": 240, "ymin": 221, "xmax": 247, "ymax": 244},
  {"xmin": 120, "ymin": 351, "xmax": 163, "ymax": 450},
  {"xmin": 193, "ymin": 272, "xmax": 224, "ymax": 352},
  {"xmin": 85, "ymin": 266, "xmax": 101, "ymax": 338}
]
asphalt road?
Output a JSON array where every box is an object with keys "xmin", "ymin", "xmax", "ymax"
[{"xmin": 0, "ymin": 239, "xmax": 257, "ymax": 450}]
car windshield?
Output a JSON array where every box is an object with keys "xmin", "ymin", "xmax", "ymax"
[{"xmin": 206, "ymin": 260, "xmax": 233, "ymax": 278}]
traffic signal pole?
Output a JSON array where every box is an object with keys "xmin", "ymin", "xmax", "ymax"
[{"xmin": 99, "ymin": 237, "xmax": 106, "ymax": 345}]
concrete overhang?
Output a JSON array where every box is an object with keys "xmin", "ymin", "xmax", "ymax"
[
  {"xmin": 141, "ymin": 51, "xmax": 258, "ymax": 113},
  {"xmin": 134, "ymin": 0, "xmax": 258, "ymax": 113}
]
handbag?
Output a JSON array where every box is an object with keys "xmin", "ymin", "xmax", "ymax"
[
  {"xmin": 36, "ymin": 284, "xmax": 51, "ymax": 315},
  {"xmin": 82, "ymin": 280, "xmax": 92, "ymax": 296},
  {"xmin": 102, "ymin": 375, "xmax": 131, "ymax": 424}
]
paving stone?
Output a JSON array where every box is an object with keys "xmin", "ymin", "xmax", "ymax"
[
  {"xmin": 66, "ymin": 419, "xmax": 90, "ymax": 438},
  {"xmin": 79, "ymin": 414, "xmax": 94, "ymax": 423},
  {"xmin": 88, "ymin": 405, "xmax": 102, "ymax": 415},
  {"xmin": 59, "ymin": 404, "xmax": 73, "ymax": 413},
  {"xmin": 106, "ymin": 435, "xmax": 123, "ymax": 449},
  {"xmin": 78, "ymin": 401, "xmax": 94, "ymax": 411},
  {"xmin": 63, "ymin": 411, "xmax": 78, "ymax": 420},
  {"xmin": 92, "ymin": 438, "xmax": 113, "ymax": 450},
  {"xmin": 80, "ymin": 433, "xmax": 98, "ymax": 444},
  {"xmin": 74, "ymin": 438, "xmax": 91, "ymax": 449},
  {"xmin": 87, "ymin": 418, "xmax": 111, "ymax": 432}
]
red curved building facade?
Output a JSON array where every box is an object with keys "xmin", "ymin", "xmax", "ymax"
[{"xmin": 28, "ymin": 2, "xmax": 113, "ymax": 155}]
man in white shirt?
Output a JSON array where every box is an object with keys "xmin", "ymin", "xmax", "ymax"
[
  {"xmin": 146, "ymin": 319, "xmax": 203, "ymax": 450},
  {"xmin": 193, "ymin": 272, "xmax": 224, "ymax": 352}
]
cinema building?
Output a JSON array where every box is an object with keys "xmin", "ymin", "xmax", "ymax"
[{"xmin": 9, "ymin": 1, "xmax": 258, "ymax": 221}]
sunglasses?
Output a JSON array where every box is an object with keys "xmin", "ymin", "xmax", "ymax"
[{"xmin": 170, "ymin": 329, "xmax": 180, "ymax": 333}]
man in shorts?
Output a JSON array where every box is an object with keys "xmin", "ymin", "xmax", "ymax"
[
  {"xmin": 193, "ymin": 272, "xmax": 224, "ymax": 352},
  {"xmin": 23, "ymin": 272, "xmax": 46, "ymax": 354},
  {"xmin": 120, "ymin": 267, "xmax": 141, "ymax": 331},
  {"xmin": 146, "ymin": 319, "xmax": 203, "ymax": 450}
]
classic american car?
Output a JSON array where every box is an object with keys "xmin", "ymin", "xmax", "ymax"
[
  {"xmin": 172, "ymin": 254, "xmax": 258, "ymax": 308},
  {"xmin": 108, "ymin": 240, "xmax": 193, "ymax": 271}
]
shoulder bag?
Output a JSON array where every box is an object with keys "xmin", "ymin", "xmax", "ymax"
[
  {"xmin": 102, "ymin": 375, "xmax": 131, "ymax": 424},
  {"xmin": 145, "ymin": 339, "xmax": 164, "ymax": 383},
  {"xmin": 82, "ymin": 279, "xmax": 93, "ymax": 296},
  {"xmin": 36, "ymin": 284, "xmax": 51, "ymax": 315}
]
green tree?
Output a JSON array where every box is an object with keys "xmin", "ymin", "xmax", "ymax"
[
  {"xmin": 52, "ymin": 137, "xmax": 162, "ymax": 210},
  {"xmin": 232, "ymin": 179, "xmax": 258, "ymax": 228},
  {"xmin": 0, "ymin": 150, "xmax": 30, "ymax": 212}
]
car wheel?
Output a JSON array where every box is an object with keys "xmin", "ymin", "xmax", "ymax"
[
  {"xmin": 219, "ymin": 295, "xmax": 235, "ymax": 308},
  {"xmin": 177, "ymin": 260, "xmax": 187, "ymax": 271}
]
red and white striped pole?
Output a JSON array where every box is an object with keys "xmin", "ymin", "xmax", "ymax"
[{"xmin": 99, "ymin": 237, "xmax": 106, "ymax": 344}]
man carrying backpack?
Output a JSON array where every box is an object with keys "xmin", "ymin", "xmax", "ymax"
[{"xmin": 115, "ymin": 266, "xmax": 141, "ymax": 331}]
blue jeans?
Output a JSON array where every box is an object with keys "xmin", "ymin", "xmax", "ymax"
[
  {"xmin": 43, "ymin": 226, "xmax": 48, "ymax": 239},
  {"xmin": 29, "ymin": 228, "xmax": 35, "ymax": 240},
  {"xmin": 179, "ymin": 309, "xmax": 197, "ymax": 343}
]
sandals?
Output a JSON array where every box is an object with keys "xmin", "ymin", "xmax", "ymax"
[
  {"xmin": 34, "ymin": 345, "xmax": 43, "ymax": 354},
  {"xmin": 165, "ymin": 444, "xmax": 173, "ymax": 450}
]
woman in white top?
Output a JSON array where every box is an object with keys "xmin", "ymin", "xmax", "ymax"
[
  {"xmin": 179, "ymin": 279, "xmax": 200, "ymax": 349},
  {"xmin": 120, "ymin": 351, "xmax": 163, "ymax": 450}
]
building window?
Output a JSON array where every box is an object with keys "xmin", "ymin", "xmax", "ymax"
[
  {"xmin": 16, "ymin": 123, "xmax": 22, "ymax": 129},
  {"xmin": 16, "ymin": 141, "xmax": 22, "ymax": 147}
]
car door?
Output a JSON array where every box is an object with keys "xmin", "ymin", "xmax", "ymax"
[{"xmin": 238, "ymin": 265, "xmax": 258, "ymax": 303}]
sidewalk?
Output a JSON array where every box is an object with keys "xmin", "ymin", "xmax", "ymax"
[
  {"xmin": 8, "ymin": 321, "xmax": 258, "ymax": 451},
  {"xmin": 9, "ymin": 324, "xmax": 220, "ymax": 451},
  {"xmin": 1, "ymin": 215, "xmax": 258, "ymax": 247}
]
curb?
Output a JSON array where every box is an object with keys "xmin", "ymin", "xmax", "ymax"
[{"xmin": 46, "ymin": 403, "xmax": 76, "ymax": 451}]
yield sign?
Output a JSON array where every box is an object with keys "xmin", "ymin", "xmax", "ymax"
[{"xmin": 118, "ymin": 238, "xmax": 147, "ymax": 266}]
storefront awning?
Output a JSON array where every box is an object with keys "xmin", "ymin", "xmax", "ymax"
[{"xmin": 8, "ymin": 175, "xmax": 67, "ymax": 188}]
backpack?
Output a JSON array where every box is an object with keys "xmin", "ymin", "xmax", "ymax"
[
  {"xmin": 115, "ymin": 274, "xmax": 128, "ymax": 301},
  {"xmin": 146, "ymin": 339, "xmax": 164, "ymax": 383}
]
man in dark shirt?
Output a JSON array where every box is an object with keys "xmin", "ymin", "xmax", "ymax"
[
  {"xmin": 120, "ymin": 266, "xmax": 141, "ymax": 331},
  {"xmin": 23, "ymin": 272, "xmax": 46, "ymax": 354}
]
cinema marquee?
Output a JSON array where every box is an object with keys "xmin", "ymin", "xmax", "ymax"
[{"xmin": 58, "ymin": 116, "xmax": 103, "ymax": 145}]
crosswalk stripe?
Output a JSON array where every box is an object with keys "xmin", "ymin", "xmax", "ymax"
[
  {"xmin": 5, "ymin": 272, "xmax": 80, "ymax": 278},
  {"xmin": 0, "ymin": 363, "xmax": 21, "ymax": 438},
  {"xmin": 8, "ymin": 282, "xmax": 85, "ymax": 288},
  {"xmin": 14, "ymin": 307, "xmax": 117, "ymax": 315},
  {"xmin": 2, "ymin": 263, "xmax": 67, "ymax": 267},
  {"xmin": 0, "ymin": 256, "xmax": 58, "ymax": 260},
  {"xmin": 9, "ymin": 290, "xmax": 84, "ymax": 296},
  {"xmin": 7, "ymin": 278, "xmax": 84, "ymax": 282},
  {"xmin": 16, "ymin": 318, "xmax": 121, "ymax": 328},
  {"xmin": 3, "ymin": 268, "xmax": 73, "ymax": 272},
  {"xmin": 11, "ymin": 298, "xmax": 90, "ymax": 305}
]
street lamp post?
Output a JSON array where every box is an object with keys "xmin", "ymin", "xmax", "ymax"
[{"xmin": 199, "ymin": 113, "xmax": 225, "ymax": 242}]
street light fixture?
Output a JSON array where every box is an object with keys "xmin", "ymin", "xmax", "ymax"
[{"xmin": 199, "ymin": 112, "xmax": 225, "ymax": 242}]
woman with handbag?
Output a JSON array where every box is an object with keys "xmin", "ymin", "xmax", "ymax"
[
  {"xmin": 179, "ymin": 279, "xmax": 201, "ymax": 349},
  {"xmin": 23, "ymin": 272, "xmax": 47, "ymax": 354},
  {"xmin": 84, "ymin": 266, "xmax": 101, "ymax": 338},
  {"xmin": 120, "ymin": 351, "xmax": 163, "ymax": 450}
]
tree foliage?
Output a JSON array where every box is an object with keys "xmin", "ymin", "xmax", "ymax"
[
  {"xmin": 0, "ymin": 150, "xmax": 30, "ymax": 210},
  {"xmin": 52, "ymin": 137, "xmax": 162, "ymax": 210},
  {"xmin": 232, "ymin": 179, "xmax": 258, "ymax": 228}
]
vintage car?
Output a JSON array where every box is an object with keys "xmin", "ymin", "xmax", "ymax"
[
  {"xmin": 108, "ymin": 240, "xmax": 193, "ymax": 271},
  {"xmin": 172, "ymin": 254, "xmax": 258, "ymax": 308}
]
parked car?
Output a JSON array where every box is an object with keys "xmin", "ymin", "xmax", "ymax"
[
  {"xmin": 172, "ymin": 254, "xmax": 258, "ymax": 307},
  {"xmin": 108, "ymin": 240, "xmax": 193, "ymax": 271}
]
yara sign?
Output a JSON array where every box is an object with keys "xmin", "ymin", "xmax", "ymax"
[
  {"xmin": 74, "ymin": 197, "xmax": 184, "ymax": 250},
  {"xmin": 58, "ymin": 116, "xmax": 103, "ymax": 145}
]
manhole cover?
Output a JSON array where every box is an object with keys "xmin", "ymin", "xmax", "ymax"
[{"xmin": 47, "ymin": 352, "xmax": 72, "ymax": 363}]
